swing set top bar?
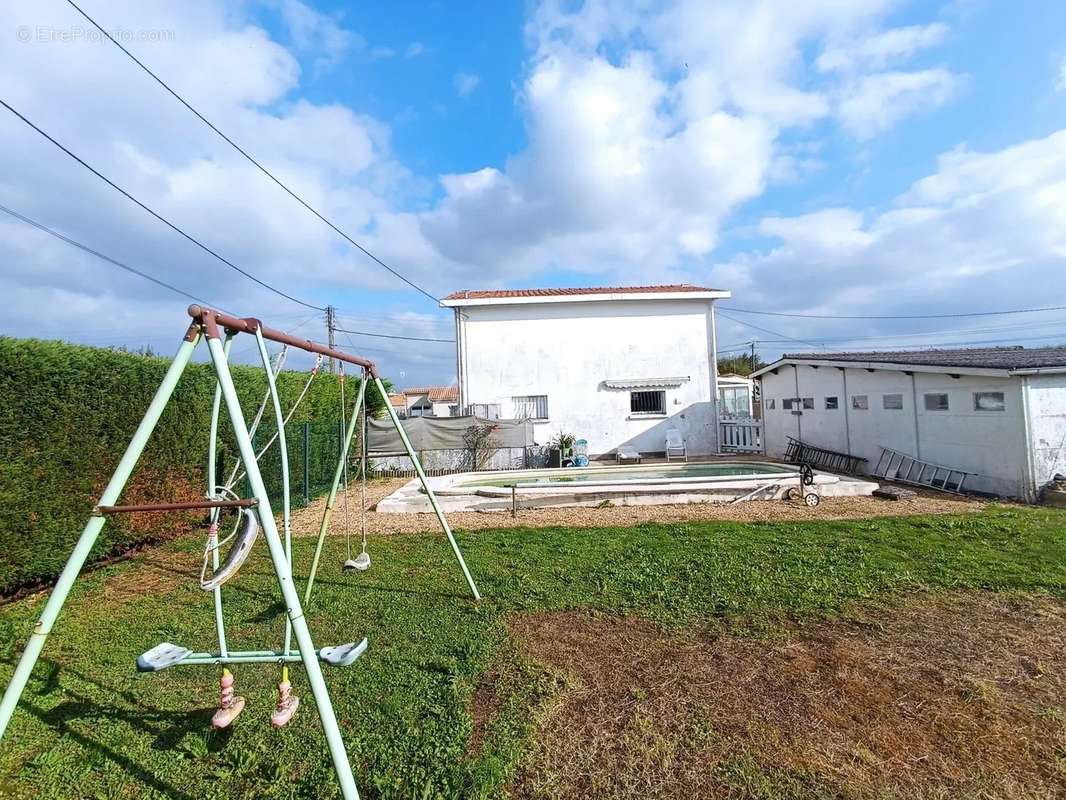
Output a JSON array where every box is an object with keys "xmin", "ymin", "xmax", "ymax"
[
  {"xmin": 187, "ymin": 305, "xmax": 379, "ymax": 377},
  {"xmin": 96, "ymin": 498, "xmax": 257, "ymax": 515}
]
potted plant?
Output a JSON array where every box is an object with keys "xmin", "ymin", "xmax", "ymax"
[{"xmin": 548, "ymin": 431, "xmax": 576, "ymax": 468}]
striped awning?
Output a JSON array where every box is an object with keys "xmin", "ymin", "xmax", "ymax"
[{"xmin": 603, "ymin": 376, "xmax": 690, "ymax": 389}]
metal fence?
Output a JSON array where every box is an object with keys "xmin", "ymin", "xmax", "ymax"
[{"xmin": 220, "ymin": 419, "xmax": 348, "ymax": 508}]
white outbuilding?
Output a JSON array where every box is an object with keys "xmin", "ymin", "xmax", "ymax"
[
  {"xmin": 752, "ymin": 347, "xmax": 1066, "ymax": 501},
  {"xmin": 442, "ymin": 284, "xmax": 732, "ymax": 458}
]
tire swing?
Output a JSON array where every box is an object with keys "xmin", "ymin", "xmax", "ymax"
[{"xmin": 341, "ymin": 366, "xmax": 371, "ymax": 572}]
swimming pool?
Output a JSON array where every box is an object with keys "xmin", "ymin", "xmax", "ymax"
[
  {"xmin": 457, "ymin": 461, "xmax": 795, "ymax": 488},
  {"xmin": 376, "ymin": 460, "xmax": 880, "ymax": 513}
]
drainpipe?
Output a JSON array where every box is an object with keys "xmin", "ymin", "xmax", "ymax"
[
  {"xmin": 1020, "ymin": 375, "xmax": 1038, "ymax": 503},
  {"xmin": 709, "ymin": 301, "xmax": 721, "ymax": 454},
  {"xmin": 909, "ymin": 372, "xmax": 922, "ymax": 460},
  {"xmin": 841, "ymin": 367, "xmax": 852, "ymax": 457},
  {"xmin": 453, "ymin": 308, "xmax": 463, "ymax": 412},
  {"xmin": 792, "ymin": 364, "xmax": 802, "ymax": 441}
]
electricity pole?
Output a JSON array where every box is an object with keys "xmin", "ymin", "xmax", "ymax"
[
  {"xmin": 325, "ymin": 305, "xmax": 337, "ymax": 374},
  {"xmin": 750, "ymin": 340, "xmax": 756, "ymax": 374}
]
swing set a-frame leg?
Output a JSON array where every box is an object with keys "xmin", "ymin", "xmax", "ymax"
[
  {"xmin": 373, "ymin": 376, "xmax": 481, "ymax": 602},
  {"xmin": 204, "ymin": 334, "xmax": 360, "ymax": 800},
  {"xmin": 0, "ymin": 327, "xmax": 201, "ymax": 741}
]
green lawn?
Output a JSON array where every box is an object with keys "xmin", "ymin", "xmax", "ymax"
[{"xmin": 0, "ymin": 505, "xmax": 1064, "ymax": 799}]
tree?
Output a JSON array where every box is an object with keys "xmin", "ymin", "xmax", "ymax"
[{"xmin": 718, "ymin": 351, "xmax": 765, "ymax": 377}]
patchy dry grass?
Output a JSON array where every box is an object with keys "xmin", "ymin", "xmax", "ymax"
[{"xmin": 506, "ymin": 593, "xmax": 1066, "ymax": 799}]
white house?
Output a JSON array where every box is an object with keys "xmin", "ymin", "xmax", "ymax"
[
  {"xmin": 441, "ymin": 284, "xmax": 732, "ymax": 457},
  {"xmin": 753, "ymin": 347, "xmax": 1066, "ymax": 501}
]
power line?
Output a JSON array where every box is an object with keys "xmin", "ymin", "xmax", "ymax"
[
  {"xmin": 333, "ymin": 325, "xmax": 455, "ymax": 343},
  {"xmin": 717, "ymin": 310, "xmax": 824, "ymax": 350},
  {"xmin": 0, "ymin": 97, "xmax": 324, "ymax": 311},
  {"xmin": 0, "ymin": 201, "xmax": 226, "ymax": 310},
  {"xmin": 721, "ymin": 303, "xmax": 1066, "ymax": 321},
  {"xmin": 65, "ymin": 0, "xmax": 441, "ymax": 306}
]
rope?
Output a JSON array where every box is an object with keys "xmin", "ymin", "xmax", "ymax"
[
  {"xmin": 223, "ymin": 353, "xmax": 323, "ymax": 492},
  {"xmin": 339, "ymin": 364, "xmax": 353, "ymax": 562},
  {"xmin": 359, "ymin": 372, "xmax": 368, "ymax": 555}
]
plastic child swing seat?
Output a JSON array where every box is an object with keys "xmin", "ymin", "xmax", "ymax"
[
  {"xmin": 137, "ymin": 642, "xmax": 193, "ymax": 672},
  {"xmin": 342, "ymin": 552, "xmax": 371, "ymax": 572},
  {"xmin": 212, "ymin": 668, "xmax": 245, "ymax": 729},
  {"xmin": 320, "ymin": 638, "xmax": 368, "ymax": 666},
  {"xmin": 201, "ymin": 508, "xmax": 259, "ymax": 592}
]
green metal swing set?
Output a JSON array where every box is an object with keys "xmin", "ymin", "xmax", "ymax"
[{"xmin": 0, "ymin": 305, "xmax": 481, "ymax": 800}]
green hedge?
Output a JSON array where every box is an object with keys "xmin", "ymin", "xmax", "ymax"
[{"xmin": 0, "ymin": 337, "xmax": 387, "ymax": 593}]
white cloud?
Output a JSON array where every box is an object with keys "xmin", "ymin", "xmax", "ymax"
[
  {"xmin": 1057, "ymin": 54, "xmax": 1066, "ymax": 92},
  {"xmin": 817, "ymin": 23, "xmax": 949, "ymax": 73},
  {"xmin": 709, "ymin": 129, "xmax": 1066, "ymax": 346},
  {"xmin": 454, "ymin": 72, "xmax": 480, "ymax": 97},
  {"xmin": 405, "ymin": 42, "xmax": 426, "ymax": 58},
  {"xmin": 280, "ymin": 0, "xmax": 358, "ymax": 69},
  {"xmin": 836, "ymin": 68, "xmax": 964, "ymax": 139}
]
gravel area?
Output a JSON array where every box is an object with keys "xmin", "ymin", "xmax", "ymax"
[{"xmin": 289, "ymin": 477, "xmax": 987, "ymax": 537}]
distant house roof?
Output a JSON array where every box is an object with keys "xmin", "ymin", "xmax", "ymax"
[
  {"xmin": 400, "ymin": 386, "xmax": 458, "ymax": 403},
  {"xmin": 441, "ymin": 284, "xmax": 730, "ymax": 306},
  {"xmin": 387, "ymin": 393, "xmax": 407, "ymax": 408},
  {"xmin": 752, "ymin": 346, "xmax": 1066, "ymax": 378}
]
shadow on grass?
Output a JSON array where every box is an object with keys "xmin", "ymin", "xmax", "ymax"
[{"xmin": 9, "ymin": 656, "xmax": 235, "ymax": 800}]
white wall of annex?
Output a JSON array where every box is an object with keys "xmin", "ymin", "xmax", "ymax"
[
  {"xmin": 458, "ymin": 299, "xmax": 719, "ymax": 455},
  {"xmin": 759, "ymin": 365, "xmax": 1029, "ymax": 497}
]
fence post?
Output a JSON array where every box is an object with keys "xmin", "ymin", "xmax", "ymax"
[{"xmin": 303, "ymin": 422, "xmax": 311, "ymax": 505}]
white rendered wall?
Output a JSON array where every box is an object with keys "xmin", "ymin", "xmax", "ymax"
[
  {"xmin": 457, "ymin": 299, "xmax": 719, "ymax": 456},
  {"xmin": 1024, "ymin": 373, "xmax": 1066, "ymax": 495},
  {"xmin": 760, "ymin": 365, "xmax": 1029, "ymax": 497}
]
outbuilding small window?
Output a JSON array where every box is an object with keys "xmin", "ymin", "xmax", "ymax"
[
  {"xmin": 852, "ymin": 395, "xmax": 869, "ymax": 410},
  {"xmin": 883, "ymin": 394, "xmax": 904, "ymax": 410},
  {"xmin": 630, "ymin": 390, "xmax": 666, "ymax": 415},
  {"xmin": 974, "ymin": 391, "xmax": 1006, "ymax": 411},
  {"xmin": 924, "ymin": 393, "xmax": 949, "ymax": 411},
  {"xmin": 825, "ymin": 396, "xmax": 838, "ymax": 410}
]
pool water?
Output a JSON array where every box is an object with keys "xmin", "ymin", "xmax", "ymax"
[{"xmin": 461, "ymin": 462, "xmax": 794, "ymax": 488}]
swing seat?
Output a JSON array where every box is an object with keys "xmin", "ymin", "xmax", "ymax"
[
  {"xmin": 201, "ymin": 508, "xmax": 259, "ymax": 591},
  {"xmin": 319, "ymin": 638, "xmax": 368, "ymax": 667},
  {"xmin": 343, "ymin": 552, "xmax": 371, "ymax": 572},
  {"xmin": 137, "ymin": 642, "xmax": 192, "ymax": 672}
]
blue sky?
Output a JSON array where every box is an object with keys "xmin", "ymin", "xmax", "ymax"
[{"xmin": 1, "ymin": 0, "xmax": 1066, "ymax": 384}]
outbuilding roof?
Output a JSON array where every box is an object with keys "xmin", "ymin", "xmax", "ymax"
[
  {"xmin": 441, "ymin": 284, "xmax": 730, "ymax": 306},
  {"xmin": 752, "ymin": 346, "xmax": 1066, "ymax": 377}
]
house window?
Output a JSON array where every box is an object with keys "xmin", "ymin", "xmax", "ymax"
[
  {"xmin": 802, "ymin": 397, "xmax": 814, "ymax": 410},
  {"xmin": 924, "ymin": 393, "xmax": 950, "ymax": 411},
  {"xmin": 852, "ymin": 395, "xmax": 869, "ymax": 410},
  {"xmin": 512, "ymin": 394, "xmax": 548, "ymax": 420},
  {"xmin": 825, "ymin": 396, "xmax": 838, "ymax": 410},
  {"xmin": 974, "ymin": 391, "xmax": 1006, "ymax": 411},
  {"xmin": 782, "ymin": 398, "xmax": 798, "ymax": 410},
  {"xmin": 883, "ymin": 394, "xmax": 904, "ymax": 410},
  {"xmin": 718, "ymin": 385, "xmax": 751, "ymax": 417},
  {"xmin": 765, "ymin": 398, "xmax": 776, "ymax": 410},
  {"xmin": 630, "ymin": 390, "xmax": 666, "ymax": 415}
]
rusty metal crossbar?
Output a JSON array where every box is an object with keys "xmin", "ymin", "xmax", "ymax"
[
  {"xmin": 95, "ymin": 498, "xmax": 258, "ymax": 515},
  {"xmin": 187, "ymin": 304, "xmax": 378, "ymax": 376}
]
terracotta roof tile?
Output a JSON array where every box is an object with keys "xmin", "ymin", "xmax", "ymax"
[
  {"xmin": 442, "ymin": 284, "xmax": 721, "ymax": 300},
  {"xmin": 399, "ymin": 386, "xmax": 458, "ymax": 402}
]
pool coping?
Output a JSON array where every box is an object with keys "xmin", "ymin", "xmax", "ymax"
[{"xmin": 375, "ymin": 460, "xmax": 880, "ymax": 513}]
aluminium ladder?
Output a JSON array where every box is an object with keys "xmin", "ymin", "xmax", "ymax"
[{"xmin": 873, "ymin": 446, "xmax": 974, "ymax": 494}]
